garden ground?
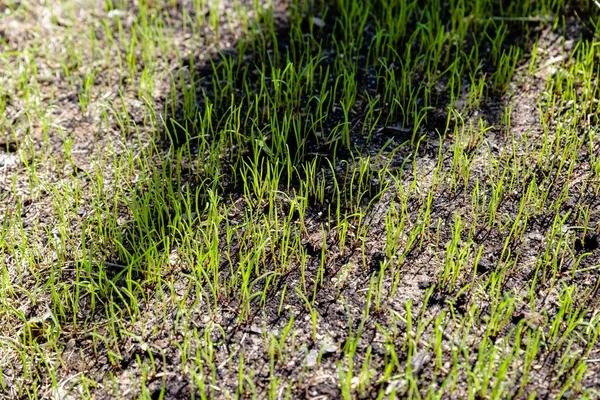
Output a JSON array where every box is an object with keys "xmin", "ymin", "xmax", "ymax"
[{"xmin": 2, "ymin": 0, "xmax": 600, "ymax": 398}]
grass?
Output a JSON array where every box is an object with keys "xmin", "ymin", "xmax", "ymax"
[{"xmin": 1, "ymin": 0, "xmax": 600, "ymax": 398}]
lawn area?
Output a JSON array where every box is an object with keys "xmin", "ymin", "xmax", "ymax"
[{"xmin": 2, "ymin": 0, "xmax": 600, "ymax": 398}]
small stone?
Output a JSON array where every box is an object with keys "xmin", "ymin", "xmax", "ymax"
[
  {"xmin": 0, "ymin": 153, "xmax": 18, "ymax": 168},
  {"xmin": 249, "ymin": 324, "xmax": 262, "ymax": 334},
  {"xmin": 528, "ymin": 232, "xmax": 544, "ymax": 242},
  {"xmin": 322, "ymin": 343, "xmax": 337, "ymax": 354},
  {"xmin": 385, "ymin": 378, "xmax": 406, "ymax": 396},
  {"xmin": 410, "ymin": 351, "xmax": 431, "ymax": 374},
  {"xmin": 306, "ymin": 349, "xmax": 319, "ymax": 368}
]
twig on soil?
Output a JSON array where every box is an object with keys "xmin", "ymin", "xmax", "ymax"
[{"xmin": 491, "ymin": 15, "xmax": 554, "ymax": 23}]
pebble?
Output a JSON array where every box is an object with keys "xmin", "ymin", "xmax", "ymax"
[
  {"xmin": 322, "ymin": 343, "xmax": 337, "ymax": 354},
  {"xmin": 306, "ymin": 349, "xmax": 319, "ymax": 368}
]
